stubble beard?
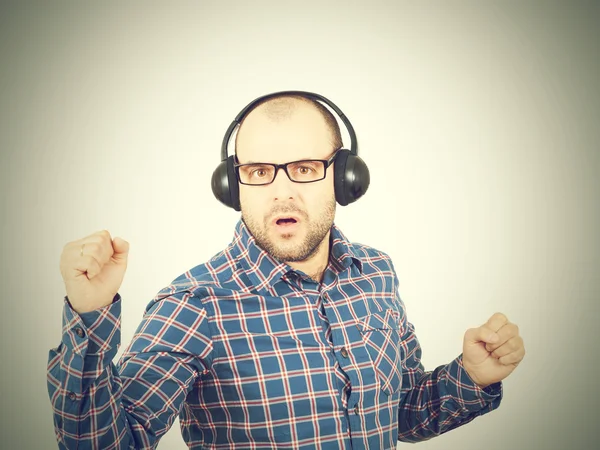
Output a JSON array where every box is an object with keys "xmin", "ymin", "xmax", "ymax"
[{"xmin": 242, "ymin": 199, "xmax": 336, "ymax": 263}]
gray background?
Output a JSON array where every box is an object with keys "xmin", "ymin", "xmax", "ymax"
[{"xmin": 1, "ymin": 1, "xmax": 598, "ymax": 449}]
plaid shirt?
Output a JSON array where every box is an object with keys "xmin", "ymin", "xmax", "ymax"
[{"xmin": 47, "ymin": 219, "xmax": 502, "ymax": 449}]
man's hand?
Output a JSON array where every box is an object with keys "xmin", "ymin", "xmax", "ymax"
[
  {"xmin": 462, "ymin": 312, "xmax": 525, "ymax": 388},
  {"xmin": 60, "ymin": 230, "xmax": 129, "ymax": 314}
]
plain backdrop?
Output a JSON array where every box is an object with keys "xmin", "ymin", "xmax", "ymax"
[{"xmin": 1, "ymin": 1, "xmax": 598, "ymax": 449}]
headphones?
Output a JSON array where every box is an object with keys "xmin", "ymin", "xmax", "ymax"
[{"xmin": 211, "ymin": 90, "xmax": 370, "ymax": 211}]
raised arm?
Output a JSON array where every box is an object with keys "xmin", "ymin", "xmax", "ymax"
[{"xmin": 47, "ymin": 231, "xmax": 213, "ymax": 449}]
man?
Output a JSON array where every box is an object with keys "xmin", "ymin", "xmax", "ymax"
[{"xmin": 47, "ymin": 92, "xmax": 525, "ymax": 449}]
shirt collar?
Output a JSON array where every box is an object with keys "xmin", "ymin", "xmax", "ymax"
[
  {"xmin": 329, "ymin": 223, "xmax": 363, "ymax": 274},
  {"xmin": 231, "ymin": 219, "xmax": 363, "ymax": 292}
]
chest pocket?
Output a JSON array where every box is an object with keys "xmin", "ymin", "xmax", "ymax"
[{"xmin": 356, "ymin": 309, "xmax": 403, "ymax": 396}]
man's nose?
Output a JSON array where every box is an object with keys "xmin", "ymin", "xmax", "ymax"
[{"xmin": 270, "ymin": 167, "xmax": 296, "ymax": 201}]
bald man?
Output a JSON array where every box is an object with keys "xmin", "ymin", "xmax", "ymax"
[{"xmin": 48, "ymin": 93, "xmax": 525, "ymax": 449}]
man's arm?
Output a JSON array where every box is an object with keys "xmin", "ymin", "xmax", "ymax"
[
  {"xmin": 395, "ymin": 309, "xmax": 502, "ymax": 443},
  {"xmin": 47, "ymin": 291, "xmax": 213, "ymax": 449},
  {"xmin": 384, "ymin": 258, "xmax": 502, "ymax": 443}
]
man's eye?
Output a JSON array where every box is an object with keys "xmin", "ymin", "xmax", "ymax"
[
  {"xmin": 251, "ymin": 169, "xmax": 268, "ymax": 178},
  {"xmin": 297, "ymin": 166, "xmax": 314, "ymax": 174}
]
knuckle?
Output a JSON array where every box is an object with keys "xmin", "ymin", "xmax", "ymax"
[
  {"xmin": 493, "ymin": 312, "xmax": 508, "ymax": 322},
  {"xmin": 100, "ymin": 232, "xmax": 111, "ymax": 244},
  {"xmin": 87, "ymin": 242, "xmax": 101, "ymax": 254},
  {"xmin": 90, "ymin": 236, "xmax": 111, "ymax": 252},
  {"xmin": 94, "ymin": 230, "xmax": 111, "ymax": 244}
]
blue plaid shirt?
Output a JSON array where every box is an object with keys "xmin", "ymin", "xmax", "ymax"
[{"xmin": 47, "ymin": 219, "xmax": 502, "ymax": 449}]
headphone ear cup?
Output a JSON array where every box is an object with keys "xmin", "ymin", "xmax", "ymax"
[
  {"xmin": 227, "ymin": 156, "xmax": 241, "ymax": 211},
  {"xmin": 334, "ymin": 149, "xmax": 370, "ymax": 206},
  {"xmin": 211, "ymin": 156, "xmax": 241, "ymax": 211},
  {"xmin": 333, "ymin": 150, "xmax": 350, "ymax": 205}
]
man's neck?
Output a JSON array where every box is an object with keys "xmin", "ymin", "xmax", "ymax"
[{"xmin": 286, "ymin": 231, "xmax": 331, "ymax": 283}]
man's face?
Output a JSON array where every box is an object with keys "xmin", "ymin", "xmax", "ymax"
[{"xmin": 236, "ymin": 103, "xmax": 336, "ymax": 263}]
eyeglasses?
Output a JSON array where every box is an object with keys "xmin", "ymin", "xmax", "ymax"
[{"xmin": 234, "ymin": 150, "xmax": 340, "ymax": 186}]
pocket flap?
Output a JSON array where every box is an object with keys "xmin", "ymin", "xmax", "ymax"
[{"xmin": 356, "ymin": 309, "xmax": 400, "ymax": 332}]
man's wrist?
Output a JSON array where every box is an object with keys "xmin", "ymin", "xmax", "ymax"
[{"xmin": 65, "ymin": 293, "xmax": 120, "ymax": 314}]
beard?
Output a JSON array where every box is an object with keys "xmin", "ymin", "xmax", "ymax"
[{"xmin": 242, "ymin": 198, "xmax": 336, "ymax": 263}]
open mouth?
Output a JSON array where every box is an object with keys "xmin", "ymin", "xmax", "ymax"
[{"xmin": 276, "ymin": 217, "xmax": 298, "ymax": 226}]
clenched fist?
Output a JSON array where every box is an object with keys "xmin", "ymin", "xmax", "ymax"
[
  {"xmin": 462, "ymin": 312, "xmax": 525, "ymax": 388},
  {"xmin": 59, "ymin": 230, "xmax": 129, "ymax": 314}
]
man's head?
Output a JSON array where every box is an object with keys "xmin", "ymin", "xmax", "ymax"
[{"xmin": 235, "ymin": 94, "xmax": 342, "ymax": 263}]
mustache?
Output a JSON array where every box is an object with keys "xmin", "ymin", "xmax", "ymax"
[{"xmin": 266, "ymin": 205, "xmax": 308, "ymax": 220}]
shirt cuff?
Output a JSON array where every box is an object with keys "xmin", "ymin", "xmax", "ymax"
[
  {"xmin": 444, "ymin": 354, "xmax": 503, "ymax": 414},
  {"xmin": 61, "ymin": 294, "xmax": 122, "ymax": 357}
]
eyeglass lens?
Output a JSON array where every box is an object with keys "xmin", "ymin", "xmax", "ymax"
[{"xmin": 238, "ymin": 160, "xmax": 326, "ymax": 185}]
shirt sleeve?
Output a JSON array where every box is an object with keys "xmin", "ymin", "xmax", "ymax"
[
  {"xmin": 389, "ymin": 273, "xmax": 503, "ymax": 442},
  {"xmin": 389, "ymin": 260, "xmax": 502, "ymax": 442},
  {"xmin": 46, "ymin": 291, "xmax": 214, "ymax": 449},
  {"xmin": 396, "ymin": 315, "xmax": 502, "ymax": 442}
]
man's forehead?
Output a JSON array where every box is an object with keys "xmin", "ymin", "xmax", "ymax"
[
  {"xmin": 236, "ymin": 144, "xmax": 331, "ymax": 164},
  {"xmin": 239, "ymin": 100, "xmax": 326, "ymax": 133},
  {"xmin": 235, "ymin": 104, "xmax": 333, "ymax": 163}
]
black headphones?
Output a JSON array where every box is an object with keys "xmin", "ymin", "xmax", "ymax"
[{"xmin": 211, "ymin": 90, "xmax": 370, "ymax": 211}]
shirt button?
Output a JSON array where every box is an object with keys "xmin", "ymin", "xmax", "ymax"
[
  {"xmin": 68, "ymin": 392, "xmax": 76, "ymax": 401},
  {"xmin": 340, "ymin": 347, "xmax": 349, "ymax": 358},
  {"xmin": 353, "ymin": 404, "xmax": 359, "ymax": 415},
  {"xmin": 74, "ymin": 327, "xmax": 84, "ymax": 338}
]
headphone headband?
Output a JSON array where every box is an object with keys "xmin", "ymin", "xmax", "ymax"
[
  {"xmin": 212, "ymin": 90, "xmax": 370, "ymax": 211},
  {"xmin": 220, "ymin": 90, "xmax": 358, "ymax": 161}
]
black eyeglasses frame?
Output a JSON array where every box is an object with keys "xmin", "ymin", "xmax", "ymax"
[{"xmin": 233, "ymin": 149, "xmax": 341, "ymax": 186}]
